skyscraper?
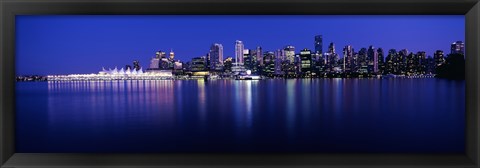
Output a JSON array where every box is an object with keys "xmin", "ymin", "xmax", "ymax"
[
  {"xmin": 263, "ymin": 51, "xmax": 275, "ymax": 77},
  {"xmin": 451, "ymin": 41, "xmax": 465, "ymax": 55},
  {"xmin": 385, "ymin": 49, "xmax": 397, "ymax": 74},
  {"xmin": 235, "ymin": 40, "xmax": 245, "ymax": 64},
  {"xmin": 256, "ymin": 46, "xmax": 263, "ymax": 66},
  {"xmin": 416, "ymin": 51, "xmax": 427, "ymax": 74},
  {"xmin": 284, "ymin": 45, "xmax": 295, "ymax": 63},
  {"xmin": 326, "ymin": 42, "xmax": 339, "ymax": 71},
  {"xmin": 434, "ymin": 50, "xmax": 445, "ymax": 67},
  {"xmin": 377, "ymin": 48, "xmax": 384, "ymax": 74},
  {"xmin": 275, "ymin": 49, "xmax": 284, "ymax": 75},
  {"xmin": 209, "ymin": 43, "xmax": 224, "ymax": 71},
  {"xmin": 328, "ymin": 42, "xmax": 335, "ymax": 54},
  {"xmin": 343, "ymin": 45, "xmax": 354, "ymax": 73},
  {"xmin": 300, "ymin": 48, "xmax": 312, "ymax": 77},
  {"xmin": 314, "ymin": 35, "xmax": 323, "ymax": 55},
  {"xmin": 133, "ymin": 60, "xmax": 140, "ymax": 70},
  {"xmin": 367, "ymin": 45, "xmax": 378, "ymax": 73},
  {"xmin": 169, "ymin": 49, "xmax": 175, "ymax": 60},
  {"xmin": 244, "ymin": 49, "xmax": 253, "ymax": 70}
]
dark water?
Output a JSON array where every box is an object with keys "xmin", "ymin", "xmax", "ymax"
[{"xmin": 16, "ymin": 78, "xmax": 465, "ymax": 153}]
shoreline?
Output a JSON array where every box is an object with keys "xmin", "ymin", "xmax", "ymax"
[{"xmin": 16, "ymin": 74, "xmax": 441, "ymax": 82}]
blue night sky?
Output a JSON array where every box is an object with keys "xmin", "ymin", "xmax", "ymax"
[{"xmin": 16, "ymin": 15, "xmax": 464, "ymax": 75}]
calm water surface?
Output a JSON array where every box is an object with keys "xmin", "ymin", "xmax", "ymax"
[{"xmin": 16, "ymin": 78, "xmax": 465, "ymax": 153}]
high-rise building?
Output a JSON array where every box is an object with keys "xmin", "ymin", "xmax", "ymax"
[
  {"xmin": 235, "ymin": 40, "xmax": 245, "ymax": 64},
  {"xmin": 169, "ymin": 49, "xmax": 175, "ymax": 60},
  {"xmin": 358, "ymin": 47, "xmax": 368, "ymax": 67},
  {"xmin": 275, "ymin": 49, "xmax": 284, "ymax": 75},
  {"xmin": 434, "ymin": 50, "xmax": 445, "ymax": 67},
  {"xmin": 397, "ymin": 49, "xmax": 408, "ymax": 74},
  {"xmin": 149, "ymin": 51, "xmax": 161, "ymax": 70},
  {"xmin": 244, "ymin": 49, "xmax": 254, "ymax": 71},
  {"xmin": 209, "ymin": 43, "xmax": 224, "ymax": 71},
  {"xmin": 385, "ymin": 49, "xmax": 397, "ymax": 74},
  {"xmin": 367, "ymin": 45, "xmax": 378, "ymax": 73},
  {"xmin": 256, "ymin": 46, "xmax": 263, "ymax": 66},
  {"xmin": 263, "ymin": 51, "xmax": 275, "ymax": 77},
  {"xmin": 328, "ymin": 42, "xmax": 335, "ymax": 54},
  {"xmin": 417, "ymin": 51, "xmax": 427, "ymax": 74},
  {"xmin": 343, "ymin": 45, "xmax": 354, "ymax": 73},
  {"xmin": 284, "ymin": 45, "xmax": 295, "ymax": 63},
  {"xmin": 377, "ymin": 48, "xmax": 384, "ymax": 74},
  {"xmin": 451, "ymin": 41, "xmax": 465, "ymax": 55},
  {"xmin": 155, "ymin": 50, "xmax": 166, "ymax": 59},
  {"xmin": 300, "ymin": 48, "xmax": 313, "ymax": 77},
  {"xmin": 326, "ymin": 42, "xmax": 339, "ymax": 70},
  {"xmin": 191, "ymin": 56, "xmax": 206, "ymax": 72},
  {"xmin": 406, "ymin": 52, "xmax": 416, "ymax": 74},
  {"xmin": 314, "ymin": 35, "xmax": 323, "ymax": 55},
  {"xmin": 133, "ymin": 60, "xmax": 141, "ymax": 70}
]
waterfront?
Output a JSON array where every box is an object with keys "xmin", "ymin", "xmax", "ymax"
[{"xmin": 16, "ymin": 78, "xmax": 465, "ymax": 153}]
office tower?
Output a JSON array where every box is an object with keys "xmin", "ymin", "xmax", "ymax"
[
  {"xmin": 417, "ymin": 51, "xmax": 427, "ymax": 74},
  {"xmin": 451, "ymin": 41, "xmax": 465, "ymax": 55},
  {"xmin": 343, "ymin": 45, "xmax": 354, "ymax": 73},
  {"xmin": 385, "ymin": 49, "xmax": 397, "ymax": 74},
  {"xmin": 263, "ymin": 51, "xmax": 275, "ymax": 77},
  {"xmin": 235, "ymin": 40, "xmax": 245, "ymax": 64},
  {"xmin": 300, "ymin": 48, "xmax": 312, "ymax": 77},
  {"xmin": 434, "ymin": 50, "xmax": 446, "ymax": 67},
  {"xmin": 314, "ymin": 35, "xmax": 323, "ymax": 55},
  {"xmin": 327, "ymin": 42, "xmax": 339, "ymax": 70},
  {"xmin": 223, "ymin": 57, "xmax": 233, "ymax": 72},
  {"xmin": 275, "ymin": 49, "xmax": 284, "ymax": 75},
  {"xmin": 406, "ymin": 52, "xmax": 416, "ymax": 74},
  {"xmin": 133, "ymin": 60, "xmax": 141, "ymax": 70},
  {"xmin": 149, "ymin": 51, "xmax": 161, "ymax": 69},
  {"xmin": 397, "ymin": 49, "xmax": 408, "ymax": 74},
  {"xmin": 191, "ymin": 57, "xmax": 206, "ymax": 72},
  {"xmin": 155, "ymin": 50, "xmax": 166, "ymax": 59},
  {"xmin": 328, "ymin": 42, "xmax": 335, "ymax": 53},
  {"xmin": 377, "ymin": 48, "xmax": 384, "ymax": 74},
  {"xmin": 256, "ymin": 46, "xmax": 263, "ymax": 66},
  {"xmin": 284, "ymin": 45, "xmax": 295, "ymax": 63},
  {"xmin": 169, "ymin": 49, "xmax": 175, "ymax": 60},
  {"xmin": 244, "ymin": 49, "xmax": 253, "ymax": 70},
  {"xmin": 209, "ymin": 43, "xmax": 224, "ymax": 71},
  {"xmin": 358, "ymin": 48, "xmax": 367, "ymax": 66},
  {"xmin": 426, "ymin": 56, "xmax": 436, "ymax": 74},
  {"xmin": 367, "ymin": 45, "xmax": 378, "ymax": 73}
]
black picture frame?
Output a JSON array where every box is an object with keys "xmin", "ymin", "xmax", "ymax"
[{"xmin": 1, "ymin": 0, "xmax": 479, "ymax": 167}]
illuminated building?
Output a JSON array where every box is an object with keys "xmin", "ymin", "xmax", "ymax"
[
  {"xmin": 209, "ymin": 43, "xmax": 224, "ymax": 71},
  {"xmin": 133, "ymin": 60, "xmax": 141, "ymax": 70},
  {"xmin": 169, "ymin": 49, "xmax": 175, "ymax": 60},
  {"xmin": 314, "ymin": 35, "xmax": 323, "ymax": 55},
  {"xmin": 367, "ymin": 45, "xmax": 378, "ymax": 73},
  {"xmin": 434, "ymin": 50, "xmax": 446, "ymax": 67},
  {"xmin": 300, "ymin": 48, "xmax": 312, "ymax": 77},
  {"xmin": 451, "ymin": 41, "xmax": 465, "ymax": 55},
  {"xmin": 256, "ymin": 46, "xmax": 263, "ymax": 66},
  {"xmin": 377, "ymin": 48, "xmax": 384, "ymax": 74},
  {"xmin": 343, "ymin": 45, "xmax": 354, "ymax": 73},
  {"xmin": 235, "ymin": 40, "xmax": 244, "ymax": 64},
  {"xmin": 263, "ymin": 51, "xmax": 275, "ymax": 77},
  {"xmin": 284, "ymin": 45, "xmax": 295, "ymax": 63}
]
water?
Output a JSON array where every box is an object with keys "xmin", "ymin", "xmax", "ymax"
[{"xmin": 15, "ymin": 78, "xmax": 465, "ymax": 153}]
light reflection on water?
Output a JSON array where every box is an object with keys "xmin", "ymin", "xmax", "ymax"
[{"xmin": 16, "ymin": 78, "xmax": 465, "ymax": 153}]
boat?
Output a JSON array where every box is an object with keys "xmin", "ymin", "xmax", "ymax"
[
  {"xmin": 204, "ymin": 74, "xmax": 220, "ymax": 80},
  {"xmin": 235, "ymin": 75, "xmax": 262, "ymax": 80}
]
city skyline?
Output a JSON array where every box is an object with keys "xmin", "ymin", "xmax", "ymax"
[{"xmin": 16, "ymin": 15, "xmax": 464, "ymax": 75}]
